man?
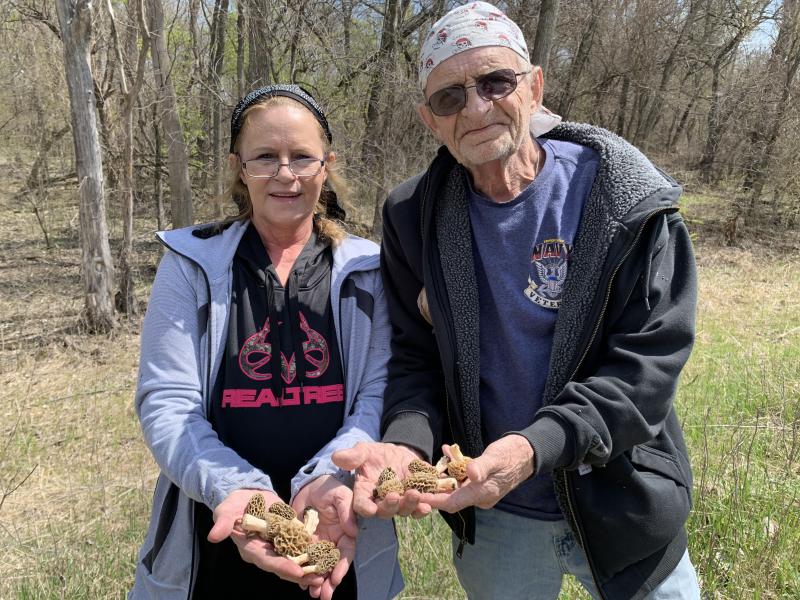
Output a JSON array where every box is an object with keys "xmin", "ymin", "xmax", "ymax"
[{"xmin": 333, "ymin": 3, "xmax": 700, "ymax": 598}]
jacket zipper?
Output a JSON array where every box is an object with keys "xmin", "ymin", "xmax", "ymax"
[
  {"xmin": 558, "ymin": 206, "xmax": 674, "ymax": 600},
  {"xmin": 444, "ymin": 387, "xmax": 468, "ymax": 557},
  {"xmin": 421, "ymin": 166, "xmax": 469, "ymax": 556},
  {"xmin": 156, "ymin": 237, "xmax": 213, "ymax": 600}
]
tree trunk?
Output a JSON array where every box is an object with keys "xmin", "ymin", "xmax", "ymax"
[
  {"xmin": 55, "ymin": 0, "xmax": 116, "ymax": 332},
  {"xmin": 107, "ymin": 0, "xmax": 150, "ymax": 315},
  {"xmin": 246, "ymin": 0, "xmax": 273, "ymax": 88},
  {"xmin": 557, "ymin": 3, "xmax": 601, "ymax": 119},
  {"xmin": 153, "ymin": 103, "xmax": 166, "ymax": 231},
  {"xmin": 364, "ymin": 0, "xmax": 400, "ymax": 238},
  {"xmin": 531, "ymin": 0, "xmax": 559, "ymax": 79},
  {"xmin": 635, "ymin": 0, "xmax": 701, "ymax": 147},
  {"xmin": 743, "ymin": 0, "xmax": 800, "ymax": 214},
  {"xmin": 237, "ymin": 0, "xmax": 245, "ymax": 97},
  {"xmin": 205, "ymin": 0, "xmax": 229, "ymax": 216},
  {"xmin": 147, "ymin": 0, "xmax": 194, "ymax": 228},
  {"xmin": 697, "ymin": 0, "xmax": 771, "ymax": 181}
]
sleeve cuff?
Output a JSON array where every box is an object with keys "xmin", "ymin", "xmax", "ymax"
[
  {"xmin": 381, "ymin": 411, "xmax": 435, "ymax": 462},
  {"xmin": 509, "ymin": 415, "xmax": 573, "ymax": 476}
]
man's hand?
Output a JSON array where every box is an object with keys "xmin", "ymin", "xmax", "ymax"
[
  {"xmin": 332, "ymin": 441, "xmax": 432, "ymax": 519},
  {"xmin": 208, "ymin": 488, "xmax": 324, "ymax": 588},
  {"xmin": 418, "ymin": 435, "xmax": 535, "ymax": 512},
  {"xmin": 292, "ymin": 475, "xmax": 357, "ymax": 600}
]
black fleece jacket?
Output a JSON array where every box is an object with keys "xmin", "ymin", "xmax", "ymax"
[{"xmin": 379, "ymin": 123, "xmax": 697, "ymax": 600}]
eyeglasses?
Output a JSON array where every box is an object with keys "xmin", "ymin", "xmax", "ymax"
[
  {"xmin": 240, "ymin": 157, "xmax": 326, "ymax": 178},
  {"xmin": 426, "ymin": 69, "xmax": 532, "ymax": 116}
]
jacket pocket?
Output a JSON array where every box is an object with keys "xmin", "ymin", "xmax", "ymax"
[
  {"xmin": 571, "ymin": 443, "xmax": 690, "ymax": 580},
  {"xmin": 142, "ymin": 482, "xmax": 180, "ymax": 574}
]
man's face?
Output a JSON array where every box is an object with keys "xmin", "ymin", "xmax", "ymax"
[{"xmin": 418, "ymin": 46, "xmax": 542, "ymax": 169}]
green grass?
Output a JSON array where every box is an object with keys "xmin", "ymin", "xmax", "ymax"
[{"xmin": 0, "ymin": 173, "xmax": 798, "ymax": 598}]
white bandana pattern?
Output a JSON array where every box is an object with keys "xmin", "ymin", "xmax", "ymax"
[
  {"xmin": 419, "ymin": 2, "xmax": 562, "ymax": 137},
  {"xmin": 419, "ymin": 1, "xmax": 528, "ymax": 90}
]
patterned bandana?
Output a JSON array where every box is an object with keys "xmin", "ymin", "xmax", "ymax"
[
  {"xmin": 419, "ymin": 1, "xmax": 529, "ymax": 91},
  {"xmin": 418, "ymin": 1, "xmax": 562, "ymax": 137}
]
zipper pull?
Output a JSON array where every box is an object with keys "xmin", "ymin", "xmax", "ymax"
[{"xmin": 456, "ymin": 536, "xmax": 466, "ymax": 558}]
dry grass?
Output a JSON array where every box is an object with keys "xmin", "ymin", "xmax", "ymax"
[{"xmin": 0, "ymin": 158, "xmax": 798, "ymax": 599}]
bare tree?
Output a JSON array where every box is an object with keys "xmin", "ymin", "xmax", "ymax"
[
  {"xmin": 696, "ymin": 0, "xmax": 771, "ymax": 181},
  {"xmin": 531, "ymin": 0, "xmax": 560, "ymax": 78},
  {"xmin": 742, "ymin": 0, "xmax": 800, "ymax": 214},
  {"xmin": 55, "ymin": 0, "xmax": 116, "ymax": 331},
  {"xmin": 107, "ymin": 0, "xmax": 151, "ymax": 314},
  {"xmin": 147, "ymin": 0, "xmax": 194, "ymax": 228}
]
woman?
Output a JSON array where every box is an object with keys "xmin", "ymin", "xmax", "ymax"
[{"xmin": 130, "ymin": 85, "xmax": 403, "ymax": 600}]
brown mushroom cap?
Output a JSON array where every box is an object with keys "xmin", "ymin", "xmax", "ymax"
[
  {"xmin": 403, "ymin": 472, "xmax": 458, "ymax": 493},
  {"xmin": 288, "ymin": 540, "xmax": 336, "ymax": 565},
  {"xmin": 268, "ymin": 501, "xmax": 297, "ymax": 521},
  {"xmin": 407, "ymin": 458, "xmax": 438, "ymax": 476},
  {"xmin": 301, "ymin": 544, "xmax": 340, "ymax": 575},
  {"xmin": 272, "ymin": 519, "xmax": 312, "ymax": 557},
  {"xmin": 377, "ymin": 467, "xmax": 398, "ymax": 486},
  {"xmin": 447, "ymin": 457, "xmax": 471, "ymax": 481},
  {"xmin": 375, "ymin": 477, "xmax": 405, "ymax": 500},
  {"xmin": 244, "ymin": 493, "xmax": 267, "ymax": 520}
]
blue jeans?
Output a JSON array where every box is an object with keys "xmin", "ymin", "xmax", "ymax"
[{"xmin": 452, "ymin": 508, "xmax": 700, "ymax": 599}]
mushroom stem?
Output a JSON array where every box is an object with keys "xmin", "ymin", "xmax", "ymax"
[
  {"xmin": 288, "ymin": 552, "xmax": 309, "ymax": 565},
  {"xmin": 240, "ymin": 513, "xmax": 268, "ymax": 534},
  {"xmin": 449, "ymin": 444, "xmax": 466, "ymax": 462},
  {"xmin": 303, "ymin": 508, "xmax": 320, "ymax": 535},
  {"xmin": 301, "ymin": 564, "xmax": 325, "ymax": 575},
  {"xmin": 435, "ymin": 477, "xmax": 458, "ymax": 492}
]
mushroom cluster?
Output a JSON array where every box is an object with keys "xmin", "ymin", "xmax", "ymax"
[
  {"xmin": 372, "ymin": 455, "xmax": 464, "ymax": 500},
  {"xmin": 238, "ymin": 493, "xmax": 340, "ymax": 575}
]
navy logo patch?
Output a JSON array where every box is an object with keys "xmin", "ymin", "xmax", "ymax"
[{"xmin": 524, "ymin": 238, "xmax": 572, "ymax": 309}]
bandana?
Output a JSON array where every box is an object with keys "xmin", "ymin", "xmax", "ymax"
[
  {"xmin": 229, "ymin": 84, "xmax": 332, "ymax": 153},
  {"xmin": 419, "ymin": 2, "xmax": 528, "ymax": 91},
  {"xmin": 418, "ymin": 2, "xmax": 561, "ymax": 137}
]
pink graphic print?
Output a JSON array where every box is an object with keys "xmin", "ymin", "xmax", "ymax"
[
  {"xmin": 299, "ymin": 311, "xmax": 329, "ymax": 378},
  {"xmin": 239, "ymin": 318, "xmax": 273, "ymax": 381},
  {"xmin": 238, "ymin": 313, "xmax": 330, "ymax": 382}
]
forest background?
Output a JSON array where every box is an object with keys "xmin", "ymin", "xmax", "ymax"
[{"xmin": 0, "ymin": 0, "xmax": 798, "ymax": 598}]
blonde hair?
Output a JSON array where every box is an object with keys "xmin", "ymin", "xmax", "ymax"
[{"xmin": 223, "ymin": 96, "xmax": 350, "ymax": 244}]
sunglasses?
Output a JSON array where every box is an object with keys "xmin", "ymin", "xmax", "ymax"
[{"xmin": 426, "ymin": 69, "xmax": 531, "ymax": 116}]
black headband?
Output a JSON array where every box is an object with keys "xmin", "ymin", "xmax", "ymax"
[{"xmin": 229, "ymin": 84, "xmax": 332, "ymax": 153}]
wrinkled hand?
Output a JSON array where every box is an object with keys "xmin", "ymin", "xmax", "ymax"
[
  {"xmin": 332, "ymin": 441, "xmax": 431, "ymax": 519},
  {"xmin": 208, "ymin": 488, "xmax": 324, "ymax": 588},
  {"xmin": 419, "ymin": 435, "xmax": 535, "ymax": 512},
  {"xmin": 292, "ymin": 475, "xmax": 358, "ymax": 600}
]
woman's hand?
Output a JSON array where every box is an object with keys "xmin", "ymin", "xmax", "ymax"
[
  {"xmin": 293, "ymin": 475, "xmax": 358, "ymax": 600},
  {"xmin": 208, "ymin": 488, "xmax": 325, "ymax": 588}
]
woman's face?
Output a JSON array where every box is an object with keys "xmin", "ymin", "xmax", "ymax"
[{"xmin": 235, "ymin": 103, "xmax": 328, "ymax": 236}]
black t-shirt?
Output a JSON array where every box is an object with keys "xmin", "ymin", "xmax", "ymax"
[{"xmin": 192, "ymin": 224, "xmax": 355, "ymax": 598}]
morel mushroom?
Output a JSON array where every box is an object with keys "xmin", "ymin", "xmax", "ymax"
[
  {"xmin": 244, "ymin": 493, "xmax": 267, "ymax": 520},
  {"xmin": 377, "ymin": 467, "xmax": 397, "ymax": 486},
  {"xmin": 403, "ymin": 472, "xmax": 458, "ymax": 493},
  {"xmin": 301, "ymin": 544, "xmax": 341, "ymax": 575},
  {"xmin": 374, "ymin": 477, "xmax": 405, "ymax": 500},
  {"xmin": 269, "ymin": 501, "xmax": 297, "ymax": 521},
  {"xmin": 272, "ymin": 519, "xmax": 312, "ymax": 557},
  {"xmin": 239, "ymin": 512, "xmax": 284, "ymax": 542},
  {"xmin": 407, "ymin": 458, "xmax": 438, "ymax": 476},
  {"xmin": 289, "ymin": 540, "xmax": 336, "ymax": 565},
  {"xmin": 445, "ymin": 444, "xmax": 472, "ymax": 482}
]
